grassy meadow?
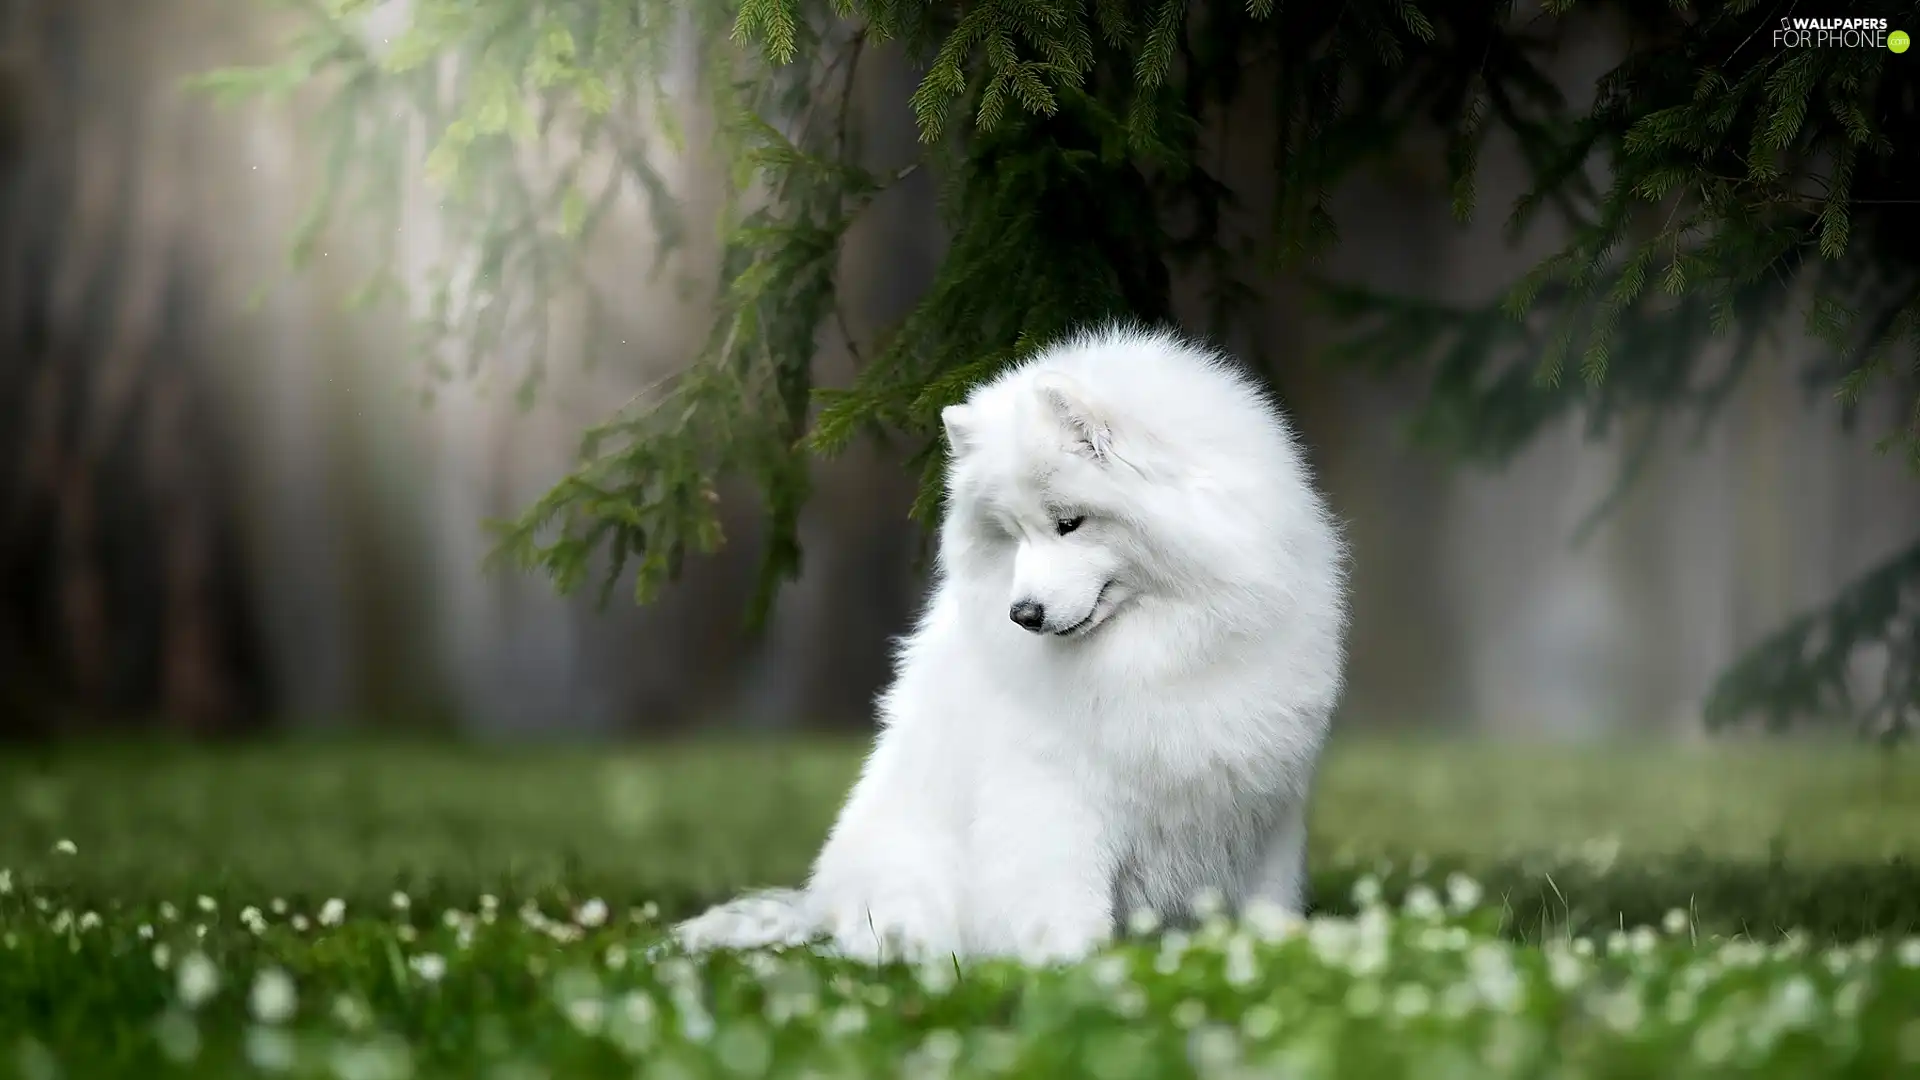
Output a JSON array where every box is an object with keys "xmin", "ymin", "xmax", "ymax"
[{"xmin": 1, "ymin": 736, "xmax": 1918, "ymax": 1077}]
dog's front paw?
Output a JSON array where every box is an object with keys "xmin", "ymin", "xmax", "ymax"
[
  {"xmin": 673, "ymin": 889, "xmax": 818, "ymax": 954},
  {"xmin": 1009, "ymin": 916, "xmax": 1112, "ymax": 966},
  {"xmin": 812, "ymin": 891, "xmax": 960, "ymax": 966}
]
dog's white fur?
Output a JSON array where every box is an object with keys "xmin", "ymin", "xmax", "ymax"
[{"xmin": 674, "ymin": 323, "xmax": 1349, "ymax": 964}]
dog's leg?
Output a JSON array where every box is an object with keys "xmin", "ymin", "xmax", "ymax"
[
  {"xmin": 963, "ymin": 754, "xmax": 1114, "ymax": 965},
  {"xmin": 804, "ymin": 718, "xmax": 970, "ymax": 965},
  {"xmin": 672, "ymin": 887, "xmax": 818, "ymax": 952},
  {"xmin": 1246, "ymin": 798, "xmax": 1310, "ymax": 917}
]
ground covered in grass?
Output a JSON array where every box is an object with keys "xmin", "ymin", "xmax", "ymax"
[{"xmin": 2, "ymin": 736, "xmax": 1918, "ymax": 1077}]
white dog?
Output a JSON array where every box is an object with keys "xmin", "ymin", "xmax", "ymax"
[{"xmin": 674, "ymin": 323, "xmax": 1349, "ymax": 964}]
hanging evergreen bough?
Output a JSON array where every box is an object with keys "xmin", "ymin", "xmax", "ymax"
[{"xmin": 195, "ymin": 0, "xmax": 1919, "ymax": 738}]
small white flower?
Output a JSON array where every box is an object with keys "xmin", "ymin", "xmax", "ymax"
[
  {"xmin": 332, "ymin": 994, "xmax": 371, "ymax": 1031},
  {"xmin": 1403, "ymin": 885, "xmax": 1442, "ymax": 920},
  {"xmin": 565, "ymin": 996, "xmax": 606, "ymax": 1034},
  {"xmin": 244, "ymin": 1026, "xmax": 297, "ymax": 1072},
  {"xmin": 138, "ymin": 924, "xmax": 154, "ymax": 940},
  {"xmin": 196, "ymin": 896, "xmax": 217, "ymax": 913},
  {"xmin": 1351, "ymin": 875, "xmax": 1383, "ymax": 908},
  {"xmin": 290, "ymin": 915, "xmax": 310, "ymax": 933},
  {"xmin": 52, "ymin": 839, "xmax": 77, "ymax": 856},
  {"xmin": 177, "ymin": 952, "xmax": 221, "ymax": 1009},
  {"xmin": 249, "ymin": 968, "xmax": 298, "ymax": 1024},
  {"xmin": 152, "ymin": 944, "xmax": 172, "ymax": 969},
  {"xmin": 409, "ymin": 953, "xmax": 447, "ymax": 983},
  {"xmin": 0, "ymin": 868, "xmax": 12, "ymax": 893},
  {"xmin": 1223, "ymin": 935, "xmax": 1259, "ymax": 988},
  {"xmin": 1391, "ymin": 984, "xmax": 1432, "ymax": 1018},
  {"xmin": 1125, "ymin": 907, "xmax": 1161, "ymax": 936},
  {"xmin": 78, "ymin": 911, "xmax": 101, "ymax": 932},
  {"xmin": 396, "ymin": 925, "xmax": 417, "ymax": 944},
  {"xmin": 478, "ymin": 894, "xmax": 499, "ymax": 913},
  {"xmin": 1444, "ymin": 873, "xmax": 1483, "ymax": 913},
  {"xmin": 154, "ymin": 1010, "xmax": 200, "ymax": 1063},
  {"xmin": 1898, "ymin": 938, "xmax": 1920, "ymax": 967},
  {"xmin": 575, "ymin": 898, "xmax": 609, "ymax": 928},
  {"xmin": 270, "ymin": 898, "xmax": 288, "ymax": 915},
  {"xmin": 390, "ymin": 892, "xmax": 410, "ymax": 912},
  {"xmin": 159, "ymin": 902, "xmax": 179, "ymax": 922},
  {"xmin": 824, "ymin": 1005, "xmax": 868, "ymax": 1037},
  {"xmin": 318, "ymin": 899, "xmax": 346, "ymax": 927}
]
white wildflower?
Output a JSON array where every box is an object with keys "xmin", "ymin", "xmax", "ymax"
[
  {"xmin": 1662, "ymin": 908, "xmax": 1691, "ymax": 936},
  {"xmin": 152, "ymin": 944, "xmax": 172, "ymax": 969},
  {"xmin": 409, "ymin": 953, "xmax": 447, "ymax": 983},
  {"xmin": 390, "ymin": 892, "xmax": 410, "ymax": 912},
  {"xmin": 1391, "ymin": 984, "xmax": 1432, "ymax": 1019},
  {"xmin": 1899, "ymin": 938, "xmax": 1920, "ymax": 967},
  {"xmin": 250, "ymin": 968, "xmax": 298, "ymax": 1024},
  {"xmin": 1351, "ymin": 875, "xmax": 1383, "ymax": 909},
  {"xmin": 154, "ymin": 1010, "xmax": 200, "ymax": 1063},
  {"xmin": 1444, "ymin": 873, "xmax": 1483, "ymax": 913},
  {"xmin": 52, "ymin": 839, "xmax": 76, "ymax": 856},
  {"xmin": 332, "ymin": 994, "xmax": 371, "ymax": 1031},
  {"xmin": 196, "ymin": 895, "xmax": 217, "ymax": 913},
  {"xmin": 0, "ymin": 868, "xmax": 11, "ymax": 893},
  {"xmin": 289, "ymin": 915, "xmax": 310, "ymax": 933},
  {"xmin": 564, "ymin": 996, "xmax": 606, "ymax": 1034},
  {"xmin": 244, "ymin": 1026, "xmax": 297, "ymax": 1072},
  {"xmin": 77, "ymin": 912, "xmax": 100, "ymax": 932},
  {"xmin": 176, "ymin": 952, "xmax": 221, "ymax": 1009},
  {"xmin": 575, "ymin": 898, "xmax": 608, "ymax": 929},
  {"xmin": 1125, "ymin": 907, "xmax": 1161, "ymax": 936},
  {"xmin": 824, "ymin": 1005, "xmax": 868, "ymax": 1038},
  {"xmin": 1404, "ymin": 884, "xmax": 1442, "ymax": 920},
  {"xmin": 318, "ymin": 899, "xmax": 346, "ymax": 927},
  {"xmin": 1223, "ymin": 934, "xmax": 1259, "ymax": 988},
  {"xmin": 1240, "ymin": 1004, "xmax": 1280, "ymax": 1042}
]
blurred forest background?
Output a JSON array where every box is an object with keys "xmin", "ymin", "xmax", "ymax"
[{"xmin": 1, "ymin": 0, "xmax": 1916, "ymax": 744}]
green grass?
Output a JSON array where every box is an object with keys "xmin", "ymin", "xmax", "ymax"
[{"xmin": 2, "ymin": 736, "xmax": 1919, "ymax": 1078}]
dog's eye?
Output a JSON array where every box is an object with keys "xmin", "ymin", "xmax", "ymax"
[{"xmin": 1055, "ymin": 516, "xmax": 1086, "ymax": 536}]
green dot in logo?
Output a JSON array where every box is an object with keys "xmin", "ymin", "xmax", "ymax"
[{"xmin": 1892, "ymin": 29, "xmax": 1911, "ymax": 53}]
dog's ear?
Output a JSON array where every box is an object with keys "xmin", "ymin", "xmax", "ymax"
[
  {"xmin": 1036, "ymin": 375, "xmax": 1112, "ymax": 462},
  {"xmin": 941, "ymin": 404, "xmax": 977, "ymax": 456}
]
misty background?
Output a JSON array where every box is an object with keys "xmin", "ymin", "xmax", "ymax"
[{"xmin": 3, "ymin": 0, "xmax": 1915, "ymax": 744}]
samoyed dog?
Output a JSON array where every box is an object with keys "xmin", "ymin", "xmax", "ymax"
[{"xmin": 674, "ymin": 322, "xmax": 1349, "ymax": 964}]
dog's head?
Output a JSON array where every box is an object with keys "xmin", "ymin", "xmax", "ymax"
[{"xmin": 939, "ymin": 371, "xmax": 1144, "ymax": 640}]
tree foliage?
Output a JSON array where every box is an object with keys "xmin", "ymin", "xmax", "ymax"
[{"xmin": 197, "ymin": 0, "xmax": 1919, "ymax": 738}]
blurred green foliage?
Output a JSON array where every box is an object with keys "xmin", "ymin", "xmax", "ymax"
[{"xmin": 191, "ymin": 0, "xmax": 1920, "ymax": 736}]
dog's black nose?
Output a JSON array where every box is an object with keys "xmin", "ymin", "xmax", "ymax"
[{"xmin": 1009, "ymin": 600, "xmax": 1046, "ymax": 632}]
